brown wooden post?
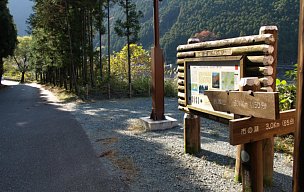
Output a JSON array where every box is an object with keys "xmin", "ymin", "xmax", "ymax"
[
  {"xmin": 242, "ymin": 140, "xmax": 264, "ymax": 192},
  {"xmin": 234, "ymin": 56, "xmax": 246, "ymax": 183},
  {"xmin": 259, "ymin": 26, "xmax": 278, "ymax": 187},
  {"xmin": 293, "ymin": 1, "xmax": 304, "ymax": 191},
  {"xmin": 238, "ymin": 77, "xmax": 264, "ymax": 192},
  {"xmin": 150, "ymin": 0, "xmax": 165, "ymax": 121},
  {"xmin": 234, "ymin": 144, "xmax": 243, "ymax": 182},
  {"xmin": 184, "ymin": 113, "xmax": 201, "ymax": 154}
]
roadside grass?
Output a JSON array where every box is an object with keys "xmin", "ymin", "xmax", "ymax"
[{"xmin": 41, "ymin": 84, "xmax": 78, "ymax": 103}]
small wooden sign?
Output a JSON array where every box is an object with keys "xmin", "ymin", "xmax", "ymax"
[
  {"xmin": 229, "ymin": 109, "xmax": 296, "ymax": 145},
  {"xmin": 204, "ymin": 90, "xmax": 279, "ymax": 120}
]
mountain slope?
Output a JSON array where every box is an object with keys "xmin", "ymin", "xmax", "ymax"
[{"xmin": 109, "ymin": 0, "xmax": 299, "ymax": 66}]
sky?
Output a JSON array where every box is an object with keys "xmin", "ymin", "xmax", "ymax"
[{"xmin": 8, "ymin": 0, "xmax": 33, "ymax": 36}]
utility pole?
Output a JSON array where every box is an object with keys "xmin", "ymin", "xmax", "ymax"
[
  {"xmin": 150, "ymin": 0, "xmax": 165, "ymax": 120},
  {"xmin": 293, "ymin": 0, "xmax": 304, "ymax": 191}
]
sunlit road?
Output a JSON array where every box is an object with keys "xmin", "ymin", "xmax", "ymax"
[{"xmin": 0, "ymin": 81, "xmax": 126, "ymax": 192}]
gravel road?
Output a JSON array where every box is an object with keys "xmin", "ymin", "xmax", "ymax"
[{"xmin": 40, "ymin": 84, "xmax": 293, "ymax": 191}]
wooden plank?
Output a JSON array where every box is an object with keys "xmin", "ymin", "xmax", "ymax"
[
  {"xmin": 204, "ymin": 90, "xmax": 279, "ymax": 120},
  {"xmin": 177, "ymin": 34, "xmax": 275, "ymax": 52},
  {"xmin": 293, "ymin": 1, "xmax": 304, "ymax": 191},
  {"xmin": 229, "ymin": 109, "xmax": 296, "ymax": 145}
]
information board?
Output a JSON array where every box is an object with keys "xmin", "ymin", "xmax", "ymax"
[{"xmin": 185, "ymin": 56, "xmax": 244, "ymax": 118}]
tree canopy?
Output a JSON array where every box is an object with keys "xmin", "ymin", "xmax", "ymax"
[{"xmin": 0, "ymin": 0, "xmax": 17, "ymax": 84}]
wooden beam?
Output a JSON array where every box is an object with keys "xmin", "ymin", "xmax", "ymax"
[
  {"xmin": 229, "ymin": 109, "xmax": 296, "ymax": 145},
  {"xmin": 293, "ymin": 1, "xmax": 304, "ymax": 191},
  {"xmin": 177, "ymin": 45, "xmax": 274, "ymax": 59},
  {"xmin": 177, "ymin": 34, "xmax": 275, "ymax": 52}
]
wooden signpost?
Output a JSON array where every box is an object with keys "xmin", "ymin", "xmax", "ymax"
[
  {"xmin": 230, "ymin": 109, "xmax": 296, "ymax": 145},
  {"xmin": 205, "ymin": 90, "xmax": 279, "ymax": 120},
  {"xmin": 176, "ymin": 26, "xmax": 293, "ymax": 191}
]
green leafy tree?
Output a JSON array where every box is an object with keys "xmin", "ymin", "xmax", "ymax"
[
  {"xmin": 10, "ymin": 36, "xmax": 32, "ymax": 83},
  {"xmin": 110, "ymin": 44, "xmax": 151, "ymax": 96},
  {"xmin": 114, "ymin": 0, "xmax": 143, "ymax": 97},
  {"xmin": 0, "ymin": 0, "xmax": 17, "ymax": 84}
]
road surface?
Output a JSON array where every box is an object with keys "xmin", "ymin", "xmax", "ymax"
[{"xmin": 0, "ymin": 81, "xmax": 126, "ymax": 192}]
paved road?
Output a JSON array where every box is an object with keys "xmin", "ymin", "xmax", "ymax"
[{"xmin": 0, "ymin": 82, "xmax": 126, "ymax": 192}]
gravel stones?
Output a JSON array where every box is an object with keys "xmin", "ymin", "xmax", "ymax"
[{"xmin": 62, "ymin": 97, "xmax": 292, "ymax": 192}]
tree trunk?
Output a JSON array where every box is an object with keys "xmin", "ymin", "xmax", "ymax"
[
  {"xmin": 20, "ymin": 71, "xmax": 25, "ymax": 83},
  {"xmin": 0, "ymin": 57, "xmax": 3, "ymax": 85},
  {"xmin": 107, "ymin": 0, "xmax": 111, "ymax": 99},
  {"xmin": 99, "ymin": 0, "xmax": 103, "ymax": 81},
  {"xmin": 126, "ymin": 0, "xmax": 131, "ymax": 98},
  {"xmin": 89, "ymin": 10, "xmax": 94, "ymax": 87}
]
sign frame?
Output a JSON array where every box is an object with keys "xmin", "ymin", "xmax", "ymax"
[{"xmin": 184, "ymin": 56, "xmax": 245, "ymax": 119}]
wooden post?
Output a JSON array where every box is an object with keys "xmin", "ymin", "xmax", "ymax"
[
  {"xmin": 293, "ymin": 1, "xmax": 304, "ymax": 191},
  {"xmin": 237, "ymin": 77, "xmax": 263, "ymax": 191},
  {"xmin": 259, "ymin": 26, "xmax": 278, "ymax": 187},
  {"xmin": 242, "ymin": 140, "xmax": 264, "ymax": 192},
  {"xmin": 150, "ymin": 0, "xmax": 165, "ymax": 121},
  {"xmin": 234, "ymin": 144, "xmax": 243, "ymax": 182},
  {"xmin": 184, "ymin": 113, "xmax": 201, "ymax": 154}
]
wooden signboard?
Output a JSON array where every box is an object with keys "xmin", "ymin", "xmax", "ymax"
[
  {"xmin": 229, "ymin": 109, "xmax": 296, "ymax": 145},
  {"xmin": 204, "ymin": 90, "xmax": 279, "ymax": 120},
  {"xmin": 185, "ymin": 56, "xmax": 244, "ymax": 119}
]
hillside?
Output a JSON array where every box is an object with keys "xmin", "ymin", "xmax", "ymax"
[{"xmin": 109, "ymin": 0, "xmax": 299, "ymax": 67}]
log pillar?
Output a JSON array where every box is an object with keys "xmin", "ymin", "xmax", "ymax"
[
  {"xmin": 184, "ymin": 113, "xmax": 201, "ymax": 154},
  {"xmin": 234, "ymin": 77, "xmax": 264, "ymax": 191},
  {"xmin": 259, "ymin": 26, "xmax": 278, "ymax": 187}
]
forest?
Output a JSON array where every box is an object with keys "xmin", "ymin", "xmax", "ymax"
[{"xmin": 1, "ymin": 0, "xmax": 300, "ymax": 99}]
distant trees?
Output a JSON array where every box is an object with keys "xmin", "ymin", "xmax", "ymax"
[
  {"xmin": 0, "ymin": 0, "xmax": 17, "ymax": 85},
  {"xmin": 9, "ymin": 36, "xmax": 32, "ymax": 83},
  {"xmin": 114, "ymin": 0, "xmax": 143, "ymax": 97},
  {"xmin": 26, "ymin": 0, "xmax": 145, "ymax": 98},
  {"xmin": 29, "ymin": 0, "xmax": 108, "ymax": 91}
]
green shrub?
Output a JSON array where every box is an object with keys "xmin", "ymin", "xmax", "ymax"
[
  {"xmin": 132, "ymin": 76, "xmax": 151, "ymax": 97},
  {"xmin": 276, "ymin": 79, "xmax": 296, "ymax": 111},
  {"xmin": 164, "ymin": 78, "xmax": 178, "ymax": 97}
]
